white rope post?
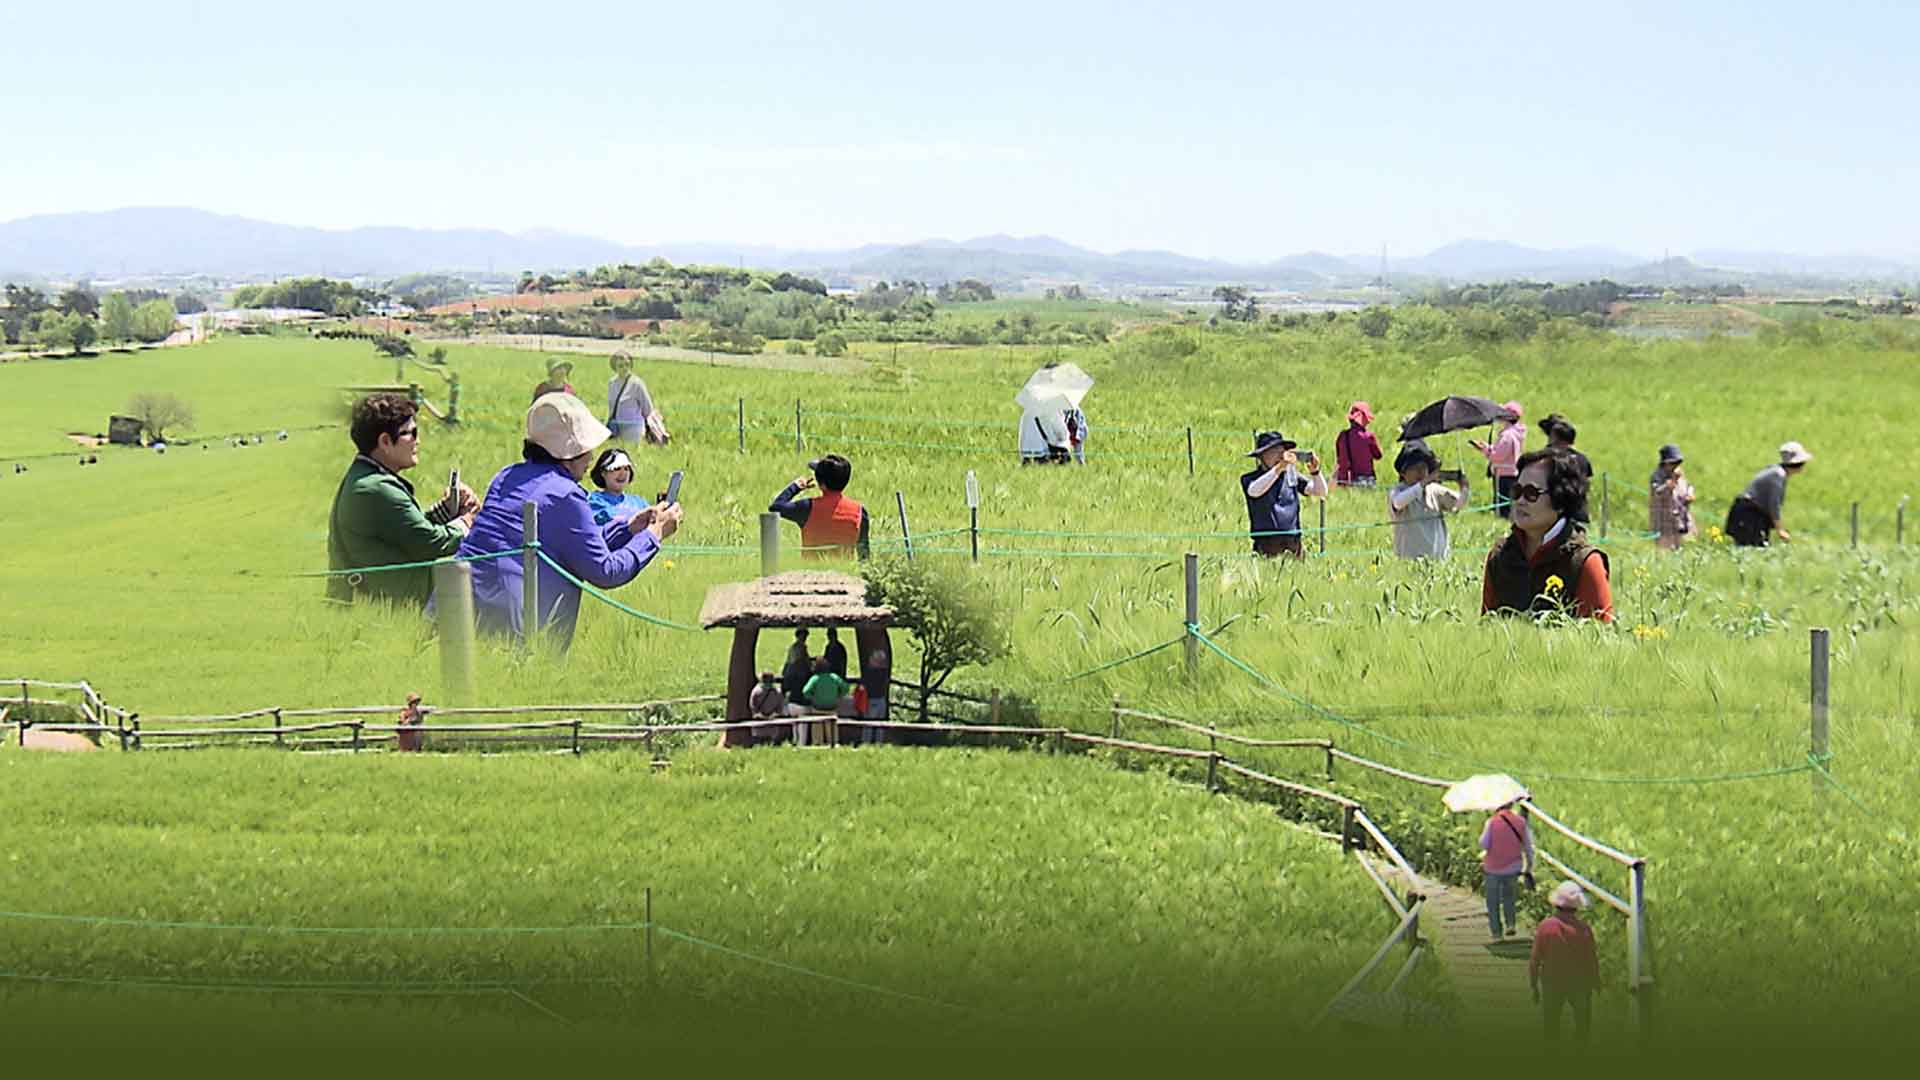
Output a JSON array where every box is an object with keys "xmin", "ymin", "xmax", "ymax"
[
  {"xmin": 434, "ymin": 561, "xmax": 476, "ymax": 705},
  {"xmin": 1810, "ymin": 627, "xmax": 1830, "ymax": 795},
  {"xmin": 759, "ymin": 511, "xmax": 780, "ymax": 578},
  {"xmin": 521, "ymin": 502, "xmax": 540, "ymax": 651}
]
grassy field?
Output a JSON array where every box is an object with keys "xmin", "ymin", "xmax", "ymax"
[
  {"xmin": 3, "ymin": 321, "xmax": 1918, "ymax": 1047},
  {"xmin": 0, "ymin": 748, "xmax": 1387, "ymax": 1048}
]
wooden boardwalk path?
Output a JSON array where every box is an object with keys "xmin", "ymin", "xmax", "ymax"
[{"xmin": 1360, "ymin": 856, "xmax": 1625, "ymax": 1039}]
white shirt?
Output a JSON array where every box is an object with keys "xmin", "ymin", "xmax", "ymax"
[
  {"xmin": 1019, "ymin": 410, "xmax": 1071, "ymax": 457},
  {"xmin": 1388, "ymin": 481, "xmax": 1464, "ymax": 559}
]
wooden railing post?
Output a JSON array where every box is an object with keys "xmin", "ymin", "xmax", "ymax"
[{"xmin": 1629, "ymin": 859, "xmax": 1650, "ymax": 1037}]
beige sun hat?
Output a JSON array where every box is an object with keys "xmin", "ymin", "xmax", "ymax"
[
  {"xmin": 527, "ymin": 392, "xmax": 610, "ymax": 459},
  {"xmin": 1548, "ymin": 881, "xmax": 1589, "ymax": 910},
  {"xmin": 1779, "ymin": 441, "xmax": 1812, "ymax": 466}
]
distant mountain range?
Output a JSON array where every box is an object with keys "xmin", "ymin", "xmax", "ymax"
[{"xmin": 1, "ymin": 207, "xmax": 1913, "ymax": 289}]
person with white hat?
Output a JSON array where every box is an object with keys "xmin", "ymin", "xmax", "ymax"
[
  {"xmin": 586, "ymin": 447, "xmax": 650, "ymax": 527},
  {"xmin": 1529, "ymin": 881, "xmax": 1601, "ymax": 1043},
  {"xmin": 1725, "ymin": 441, "xmax": 1812, "ymax": 546},
  {"xmin": 458, "ymin": 393, "xmax": 682, "ymax": 651}
]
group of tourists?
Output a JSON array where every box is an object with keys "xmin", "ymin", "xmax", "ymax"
[
  {"xmin": 1244, "ymin": 399, "xmax": 1817, "ymax": 625},
  {"xmin": 326, "ymin": 348, "xmax": 883, "ymax": 654},
  {"xmin": 327, "ymin": 380, "xmax": 685, "ymax": 653},
  {"xmin": 749, "ymin": 627, "xmax": 891, "ymax": 723}
]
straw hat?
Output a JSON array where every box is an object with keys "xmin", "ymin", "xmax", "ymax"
[
  {"xmin": 546, "ymin": 358, "xmax": 574, "ymax": 378},
  {"xmin": 527, "ymin": 392, "xmax": 609, "ymax": 460},
  {"xmin": 1779, "ymin": 441, "xmax": 1812, "ymax": 466}
]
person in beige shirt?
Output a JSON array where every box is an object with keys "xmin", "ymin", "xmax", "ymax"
[{"xmin": 1387, "ymin": 440, "xmax": 1468, "ymax": 559}]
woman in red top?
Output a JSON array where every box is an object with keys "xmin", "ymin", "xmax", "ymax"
[
  {"xmin": 1531, "ymin": 881, "xmax": 1601, "ymax": 1043},
  {"xmin": 1334, "ymin": 401, "xmax": 1383, "ymax": 487},
  {"xmin": 1478, "ymin": 800, "xmax": 1535, "ymax": 942}
]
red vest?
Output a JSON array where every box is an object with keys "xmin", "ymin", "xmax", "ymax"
[{"xmin": 801, "ymin": 491, "xmax": 863, "ymax": 556}]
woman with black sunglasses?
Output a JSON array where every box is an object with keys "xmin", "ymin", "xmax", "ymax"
[{"xmin": 1480, "ymin": 447, "xmax": 1613, "ymax": 622}]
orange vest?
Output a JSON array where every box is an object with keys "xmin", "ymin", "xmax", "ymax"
[{"xmin": 800, "ymin": 491, "xmax": 863, "ymax": 556}]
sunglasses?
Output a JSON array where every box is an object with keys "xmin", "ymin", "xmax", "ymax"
[
  {"xmin": 1512, "ymin": 483, "xmax": 1548, "ymax": 503},
  {"xmin": 394, "ymin": 426, "xmax": 419, "ymax": 440}
]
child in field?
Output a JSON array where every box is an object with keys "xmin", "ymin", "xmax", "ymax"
[
  {"xmin": 1387, "ymin": 440, "xmax": 1468, "ymax": 560},
  {"xmin": 585, "ymin": 448, "xmax": 651, "ymax": 528}
]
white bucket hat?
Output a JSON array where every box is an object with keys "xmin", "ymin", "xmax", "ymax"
[
  {"xmin": 1778, "ymin": 441, "xmax": 1812, "ymax": 466},
  {"xmin": 527, "ymin": 392, "xmax": 610, "ymax": 460},
  {"xmin": 1548, "ymin": 881, "xmax": 1589, "ymax": 910}
]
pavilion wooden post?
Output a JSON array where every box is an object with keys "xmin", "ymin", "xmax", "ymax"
[
  {"xmin": 724, "ymin": 623, "xmax": 761, "ymax": 749},
  {"xmin": 521, "ymin": 502, "xmax": 540, "ymax": 650}
]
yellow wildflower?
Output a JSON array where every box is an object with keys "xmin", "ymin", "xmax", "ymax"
[
  {"xmin": 663, "ymin": 559, "xmax": 676, "ymax": 570},
  {"xmin": 1543, "ymin": 574, "xmax": 1565, "ymax": 597}
]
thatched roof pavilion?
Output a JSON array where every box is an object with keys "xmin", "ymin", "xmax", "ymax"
[{"xmin": 700, "ymin": 571, "xmax": 906, "ymax": 747}]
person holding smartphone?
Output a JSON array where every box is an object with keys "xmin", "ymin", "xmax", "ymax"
[{"xmin": 1241, "ymin": 430, "xmax": 1328, "ymax": 558}]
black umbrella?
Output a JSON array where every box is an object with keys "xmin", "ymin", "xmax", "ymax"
[{"xmin": 1397, "ymin": 395, "xmax": 1513, "ymax": 441}]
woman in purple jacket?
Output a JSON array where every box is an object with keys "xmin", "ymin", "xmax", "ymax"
[{"xmin": 459, "ymin": 393, "xmax": 683, "ymax": 651}]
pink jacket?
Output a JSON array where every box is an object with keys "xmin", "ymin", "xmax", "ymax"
[{"xmin": 1479, "ymin": 424, "xmax": 1524, "ymax": 478}]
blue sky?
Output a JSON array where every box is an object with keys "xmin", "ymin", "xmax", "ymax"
[{"xmin": 6, "ymin": 0, "xmax": 1917, "ymax": 259}]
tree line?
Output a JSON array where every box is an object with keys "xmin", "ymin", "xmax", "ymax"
[{"xmin": 3, "ymin": 283, "xmax": 180, "ymax": 352}]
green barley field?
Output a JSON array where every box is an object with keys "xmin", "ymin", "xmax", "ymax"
[{"xmin": 2, "ymin": 319, "xmax": 1917, "ymax": 1050}]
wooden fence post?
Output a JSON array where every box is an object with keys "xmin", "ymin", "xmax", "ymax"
[
  {"xmin": 521, "ymin": 502, "xmax": 540, "ymax": 651},
  {"xmin": 896, "ymin": 491, "xmax": 913, "ymax": 562},
  {"xmin": 273, "ymin": 707, "xmax": 284, "ymax": 748},
  {"xmin": 1340, "ymin": 804, "xmax": 1357, "ymax": 853},
  {"xmin": 1601, "ymin": 472, "xmax": 1611, "ymax": 540},
  {"xmin": 571, "ymin": 719, "xmax": 582, "ymax": 756},
  {"xmin": 1110, "ymin": 696, "xmax": 1121, "ymax": 739},
  {"xmin": 794, "ymin": 398, "xmax": 803, "ymax": 453},
  {"xmin": 645, "ymin": 886, "xmax": 655, "ymax": 984},
  {"xmin": 1184, "ymin": 553, "xmax": 1200, "ymax": 674},
  {"xmin": 990, "ymin": 688, "xmax": 1001, "ymax": 725},
  {"xmin": 1810, "ymin": 627, "xmax": 1829, "ymax": 795},
  {"xmin": 434, "ymin": 561, "xmax": 477, "ymax": 705},
  {"xmin": 1629, "ymin": 859, "xmax": 1650, "ymax": 1037},
  {"xmin": 760, "ymin": 511, "xmax": 780, "ymax": 578},
  {"xmin": 737, "ymin": 397, "xmax": 745, "ymax": 454},
  {"xmin": 1851, "ymin": 501, "xmax": 1860, "ymax": 548},
  {"xmin": 1898, "ymin": 496, "xmax": 1907, "ymax": 545},
  {"xmin": 1317, "ymin": 499, "xmax": 1327, "ymax": 555},
  {"xmin": 1186, "ymin": 426, "xmax": 1195, "ymax": 477}
]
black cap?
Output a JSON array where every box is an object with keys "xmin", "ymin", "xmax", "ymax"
[{"xmin": 1247, "ymin": 431, "xmax": 1296, "ymax": 457}]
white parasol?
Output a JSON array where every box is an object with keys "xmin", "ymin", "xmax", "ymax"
[
  {"xmin": 1441, "ymin": 773, "xmax": 1530, "ymax": 814},
  {"xmin": 1015, "ymin": 362, "xmax": 1094, "ymax": 413}
]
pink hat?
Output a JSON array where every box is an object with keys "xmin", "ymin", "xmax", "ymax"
[
  {"xmin": 1501, "ymin": 401, "xmax": 1524, "ymax": 422},
  {"xmin": 1347, "ymin": 401, "xmax": 1374, "ymax": 426}
]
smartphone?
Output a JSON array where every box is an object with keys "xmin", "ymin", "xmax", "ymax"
[
  {"xmin": 663, "ymin": 469, "xmax": 684, "ymax": 506},
  {"xmin": 448, "ymin": 467, "xmax": 460, "ymax": 502},
  {"xmin": 1436, "ymin": 468, "xmax": 1466, "ymax": 484},
  {"xmin": 1296, "ymin": 449, "xmax": 1317, "ymax": 464}
]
